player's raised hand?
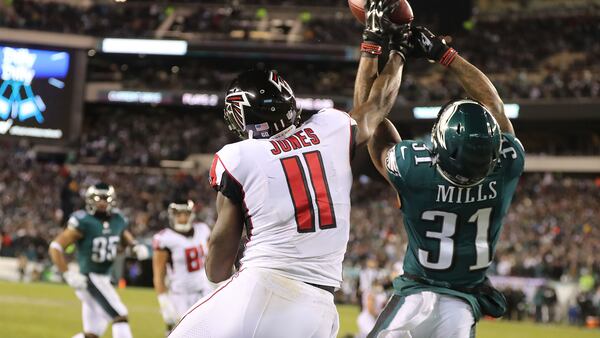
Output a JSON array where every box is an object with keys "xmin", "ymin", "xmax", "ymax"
[
  {"xmin": 363, "ymin": 0, "xmax": 400, "ymax": 47},
  {"xmin": 63, "ymin": 270, "xmax": 87, "ymax": 290},
  {"xmin": 388, "ymin": 24, "xmax": 411, "ymax": 61},
  {"xmin": 409, "ymin": 26, "xmax": 458, "ymax": 66}
]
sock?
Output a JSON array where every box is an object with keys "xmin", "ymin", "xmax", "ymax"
[
  {"xmin": 71, "ymin": 334, "xmax": 85, "ymax": 338},
  {"xmin": 112, "ymin": 322, "xmax": 133, "ymax": 338}
]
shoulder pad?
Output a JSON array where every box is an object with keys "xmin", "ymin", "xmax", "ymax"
[
  {"xmin": 213, "ymin": 144, "xmax": 242, "ymax": 181},
  {"xmin": 311, "ymin": 108, "xmax": 356, "ymax": 126},
  {"xmin": 72, "ymin": 210, "xmax": 87, "ymax": 220},
  {"xmin": 112, "ymin": 209, "xmax": 129, "ymax": 224},
  {"xmin": 67, "ymin": 210, "xmax": 88, "ymax": 231},
  {"xmin": 386, "ymin": 140, "xmax": 434, "ymax": 184}
]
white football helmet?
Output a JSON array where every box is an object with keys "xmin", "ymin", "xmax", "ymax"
[{"xmin": 168, "ymin": 200, "xmax": 195, "ymax": 233}]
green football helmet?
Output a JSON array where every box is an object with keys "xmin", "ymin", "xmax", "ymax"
[
  {"xmin": 85, "ymin": 182, "xmax": 116, "ymax": 215},
  {"xmin": 431, "ymin": 99, "xmax": 502, "ymax": 187}
]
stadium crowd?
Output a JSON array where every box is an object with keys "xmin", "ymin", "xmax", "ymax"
[
  {"xmin": 78, "ymin": 106, "xmax": 232, "ymax": 166},
  {"xmin": 88, "ymin": 54, "xmax": 599, "ymax": 103},
  {"xmin": 0, "ymin": 0, "xmax": 165, "ymax": 37},
  {"xmin": 2, "ymin": 0, "xmax": 598, "ymax": 102}
]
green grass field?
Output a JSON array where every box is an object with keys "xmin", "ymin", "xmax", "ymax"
[{"xmin": 1, "ymin": 281, "xmax": 598, "ymax": 338}]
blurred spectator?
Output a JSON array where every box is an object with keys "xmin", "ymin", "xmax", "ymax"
[
  {"xmin": 503, "ymin": 287, "xmax": 527, "ymax": 321},
  {"xmin": 534, "ymin": 284, "xmax": 558, "ymax": 323}
]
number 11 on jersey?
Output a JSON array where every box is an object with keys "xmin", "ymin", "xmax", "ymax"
[{"xmin": 281, "ymin": 150, "xmax": 336, "ymax": 233}]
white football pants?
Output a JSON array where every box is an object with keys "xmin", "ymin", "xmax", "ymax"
[
  {"xmin": 368, "ymin": 292, "xmax": 475, "ymax": 338},
  {"xmin": 169, "ymin": 267, "xmax": 339, "ymax": 338},
  {"xmin": 75, "ymin": 273, "xmax": 128, "ymax": 336},
  {"xmin": 168, "ymin": 291, "xmax": 205, "ymax": 321}
]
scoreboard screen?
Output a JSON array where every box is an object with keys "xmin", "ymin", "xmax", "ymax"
[{"xmin": 0, "ymin": 44, "xmax": 75, "ymax": 139}]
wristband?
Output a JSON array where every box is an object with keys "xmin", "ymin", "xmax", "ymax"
[
  {"xmin": 389, "ymin": 50, "xmax": 406, "ymax": 63},
  {"xmin": 360, "ymin": 42, "xmax": 382, "ymax": 55},
  {"xmin": 439, "ymin": 48, "xmax": 458, "ymax": 67},
  {"xmin": 50, "ymin": 241, "xmax": 64, "ymax": 252}
]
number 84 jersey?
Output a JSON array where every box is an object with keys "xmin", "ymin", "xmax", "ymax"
[
  {"xmin": 385, "ymin": 134, "xmax": 525, "ymax": 287},
  {"xmin": 152, "ymin": 223, "xmax": 211, "ymax": 294}
]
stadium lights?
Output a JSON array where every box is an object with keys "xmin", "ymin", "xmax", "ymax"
[
  {"xmin": 296, "ymin": 97, "xmax": 334, "ymax": 111},
  {"xmin": 413, "ymin": 103, "xmax": 520, "ymax": 119},
  {"xmin": 107, "ymin": 91, "xmax": 163, "ymax": 104},
  {"xmin": 101, "ymin": 39, "xmax": 187, "ymax": 55}
]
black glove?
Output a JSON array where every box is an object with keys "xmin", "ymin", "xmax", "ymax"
[
  {"xmin": 388, "ymin": 24, "xmax": 412, "ymax": 61},
  {"xmin": 362, "ymin": 0, "xmax": 400, "ymax": 46},
  {"xmin": 409, "ymin": 26, "xmax": 458, "ymax": 66}
]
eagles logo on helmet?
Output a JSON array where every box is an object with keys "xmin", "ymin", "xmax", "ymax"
[
  {"xmin": 168, "ymin": 199, "xmax": 195, "ymax": 233},
  {"xmin": 224, "ymin": 69, "xmax": 301, "ymax": 140}
]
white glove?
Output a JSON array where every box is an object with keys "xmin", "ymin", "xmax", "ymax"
[
  {"xmin": 158, "ymin": 293, "xmax": 179, "ymax": 325},
  {"xmin": 63, "ymin": 270, "xmax": 87, "ymax": 290},
  {"xmin": 133, "ymin": 244, "xmax": 150, "ymax": 260}
]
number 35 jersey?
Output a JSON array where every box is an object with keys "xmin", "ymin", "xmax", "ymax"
[
  {"xmin": 210, "ymin": 108, "xmax": 357, "ymax": 288},
  {"xmin": 152, "ymin": 223, "xmax": 211, "ymax": 294},
  {"xmin": 385, "ymin": 133, "xmax": 525, "ymax": 287},
  {"xmin": 67, "ymin": 210, "xmax": 128, "ymax": 275}
]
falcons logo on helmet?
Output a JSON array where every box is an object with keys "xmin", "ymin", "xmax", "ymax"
[
  {"xmin": 225, "ymin": 91, "xmax": 253, "ymax": 129},
  {"xmin": 268, "ymin": 71, "xmax": 294, "ymax": 97}
]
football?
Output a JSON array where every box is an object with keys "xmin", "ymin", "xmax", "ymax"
[{"xmin": 348, "ymin": 0, "xmax": 414, "ymax": 25}]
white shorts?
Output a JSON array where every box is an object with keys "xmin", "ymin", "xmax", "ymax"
[
  {"xmin": 170, "ymin": 267, "xmax": 339, "ymax": 338},
  {"xmin": 368, "ymin": 292, "xmax": 475, "ymax": 338},
  {"xmin": 75, "ymin": 273, "xmax": 128, "ymax": 336},
  {"xmin": 169, "ymin": 291, "xmax": 205, "ymax": 320}
]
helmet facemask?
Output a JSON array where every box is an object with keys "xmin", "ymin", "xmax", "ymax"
[
  {"xmin": 85, "ymin": 183, "xmax": 116, "ymax": 216},
  {"xmin": 168, "ymin": 200, "xmax": 195, "ymax": 233}
]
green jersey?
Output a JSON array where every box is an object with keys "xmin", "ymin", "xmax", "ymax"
[
  {"xmin": 67, "ymin": 210, "xmax": 128, "ymax": 275},
  {"xmin": 385, "ymin": 133, "xmax": 524, "ymax": 319}
]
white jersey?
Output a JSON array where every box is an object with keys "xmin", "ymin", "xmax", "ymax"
[
  {"xmin": 152, "ymin": 223, "xmax": 211, "ymax": 294},
  {"xmin": 209, "ymin": 108, "xmax": 357, "ymax": 288}
]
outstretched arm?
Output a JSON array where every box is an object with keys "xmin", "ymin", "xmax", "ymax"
[
  {"xmin": 351, "ymin": 0, "xmax": 410, "ymax": 146},
  {"xmin": 49, "ymin": 228, "xmax": 81, "ymax": 273},
  {"xmin": 448, "ymin": 56, "xmax": 514, "ymax": 135},
  {"xmin": 353, "ymin": 55, "xmax": 379, "ymax": 108},
  {"xmin": 351, "ymin": 53, "xmax": 405, "ymax": 146},
  {"xmin": 409, "ymin": 26, "xmax": 514, "ymax": 135},
  {"xmin": 368, "ymin": 118, "xmax": 401, "ymax": 184}
]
